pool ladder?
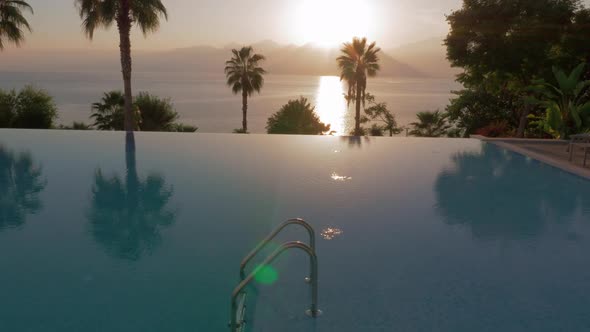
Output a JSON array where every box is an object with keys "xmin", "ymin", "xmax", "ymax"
[{"xmin": 229, "ymin": 218, "xmax": 321, "ymax": 332}]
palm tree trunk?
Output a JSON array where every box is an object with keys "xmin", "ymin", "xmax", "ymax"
[
  {"xmin": 242, "ymin": 90, "xmax": 248, "ymax": 132},
  {"xmin": 354, "ymin": 84, "xmax": 362, "ymax": 136},
  {"xmin": 117, "ymin": 1, "xmax": 135, "ymax": 132}
]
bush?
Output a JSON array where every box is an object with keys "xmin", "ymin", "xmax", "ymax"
[
  {"xmin": 134, "ymin": 92, "xmax": 179, "ymax": 131},
  {"xmin": 0, "ymin": 86, "xmax": 58, "ymax": 129},
  {"xmin": 446, "ymin": 88, "xmax": 519, "ymax": 137},
  {"xmin": 233, "ymin": 128, "xmax": 249, "ymax": 134},
  {"xmin": 369, "ymin": 124, "xmax": 384, "ymax": 136},
  {"xmin": 0, "ymin": 90, "xmax": 16, "ymax": 127},
  {"xmin": 169, "ymin": 123, "xmax": 198, "ymax": 133},
  {"xmin": 91, "ymin": 91, "xmax": 193, "ymax": 132},
  {"xmin": 475, "ymin": 121, "xmax": 513, "ymax": 137},
  {"xmin": 267, "ymin": 97, "xmax": 330, "ymax": 135},
  {"xmin": 59, "ymin": 122, "xmax": 93, "ymax": 130}
]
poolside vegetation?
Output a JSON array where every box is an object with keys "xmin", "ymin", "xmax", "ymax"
[
  {"xmin": 266, "ymin": 97, "xmax": 330, "ymax": 135},
  {"xmin": 361, "ymin": 94, "xmax": 403, "ymax": 137},
  {"xmin": 445, "ymin": 0, "xmax": 590, "ymax": 139},
  {"xmin": 90, "ymin": 91, "xmax": 197, "ymax": 132},
  {"xmin": 338, "ymin": 37, "xmax": 381, "ymax": 136},
  {"xmin": 0, "ymin": 86, "xmax": 58, "ymax": 129},
  {"xmin": 408, "ymin": 111, "xmax": 452, "ymax": 138},
  {"xmin": 527, "ymin": 64, "xmax": 590, "ymax": 139},
  {"xmin": 225, "ymin": 46, "xmax": 266, "ymax": 134},
  {"xmin": 75, "ymin": 0, "xmax": 168, "ymax": 132}
]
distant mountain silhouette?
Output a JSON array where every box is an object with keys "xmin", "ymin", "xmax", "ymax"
[
  {"xmin": 135, "ymin": 41, "xmax": 425, "ymax": 77},
  {"xmin": 0, "ymin": 40, "xmax": 434, "ymax": 78},
  {"xmin": 389, "ymin": 37, "xmax": 462, "ymax": 79}
]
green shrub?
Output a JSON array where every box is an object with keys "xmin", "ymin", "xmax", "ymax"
[
  {"xmin": 134, "ymin": 92, "xmax": 179, "ymax": 131},
  {"xmin": 0, "ymin": 86, "xmax": 58, "ymax": 129},
  {"xmin": 267, "ymin": 97, "xmax": 330, "ymax": 135}
]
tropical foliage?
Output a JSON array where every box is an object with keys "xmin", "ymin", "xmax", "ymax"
[
  {"xmin": 0, "ymin": 145, "xmax": 46, "ymax": 230},
  {"xmin": 59, "ymin": 122, "xmax": 93, "ymax": 130},
  {"xmin": 134, "ymin": 92, "xmax": 178, "ymax": 131},
  {"xmin": 446, "ymin": 0, "xmax": 583, "ymax": 137},
  {"xmin": 363, "ymin": 97, "xmax": 403, "ymax": 137},
  {"xmin": 266, "ymin": 97, "xmax": 330, "ymax": 135},
  {"xmin": 0, "ymin": 86, "xmax": 58, "ymax": 129},
  {"xmin": 528, "ymin": 63, "xmax": 590, "ymax": 138},
  {"xmin": 408, "ymin": 110, "xmax": 451, "ymax": 137},
  {"xmin": 76, "ymin": 0, "xmax": 168, "ymax": 131},
  {"xmin": 0, "ymin": 0, "xmax": 33, "ymax": 50},
  {"xmin": 90, "ymin": 91, "xmax": 127, "ymax": 131},
  {"xmin": 337, "ymin": 37, "xmax": 381, "ymax": 136},
  {"xmin": 168, "ymin": 123, "xmax": 198, "ymax": 133},
  {"xmin": 446, "ymin": 87, "xmax": 520, "ymax": 138},
  {"xmin": 225, "ymin": 46, "xmax": 266, "ymax": 133},
  {"xmin": 90, "ymin": 91, "xmax": 197, "ymax": 132}
]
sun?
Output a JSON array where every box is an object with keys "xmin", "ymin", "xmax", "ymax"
[{"xmin": 292, "ymin": 0, "xmax": 375, "ymax": 48}]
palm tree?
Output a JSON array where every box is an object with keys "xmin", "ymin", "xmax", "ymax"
[
  {"xmin": 75, "ymin": 0, "xmax": 168, "ymax": 132},
  {"xmin": 0, "ymin": 0, "xmax": 33, "ymax": 50},
  {"xmin": 337, "ymin": 37, "xmax": 381, "ymax": 136},
  {"xmin": 90, "ymin": 91, "xmax": 126, "ymax": 131},
  {"xmin": 224, "ymin": 46, "xmax": 266, "ymax": 133},
  {"xmin": 409, "ymin": 110, "xmax": 451, "ymax": 137}
]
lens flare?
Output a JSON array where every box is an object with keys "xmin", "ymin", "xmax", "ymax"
[{"xmin": 254, "ymin": 265, "xmax": 279, "ymax": 285}]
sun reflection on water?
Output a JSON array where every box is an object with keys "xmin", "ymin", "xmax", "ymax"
[
  {"xmin": 331, "ymin": 172, "xmax": 352, "ymax": 181},
  {"xmin": 321, "ymin": 227, "xmax": 343, "ymax": 240},
  {"xmin": 315, "ymin": 76, "xmax": 348, "ymax": 135}
]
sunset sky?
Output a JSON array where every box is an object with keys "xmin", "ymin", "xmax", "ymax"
[{"xmin": 23, "ymin": 0, "xmax": 467, "ymax": 50}]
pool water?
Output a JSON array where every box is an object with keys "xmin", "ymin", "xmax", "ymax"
[{"xmin": 1, "ymin": 130, "xmax": 589, "ymax": 332}]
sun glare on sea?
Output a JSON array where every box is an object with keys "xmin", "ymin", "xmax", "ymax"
[
  {"xmin": 292, "ymin": 0, "xmax": 374, "ymax": 47},
  {"xmin": 315, "ymin": 76, "xmax": 347, "ymax": 135}
]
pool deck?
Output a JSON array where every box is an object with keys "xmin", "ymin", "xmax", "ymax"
[{"xmin": 472, "ymin": 135, "xmax": 590, "ymax": 180}]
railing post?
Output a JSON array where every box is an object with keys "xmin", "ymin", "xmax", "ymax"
[
  {"xmin": 240, "ymin": 218, "xmax": 315, "ymax": 280},
  {"xmin": 230, "ymin": 241, "xmax": 320, "ymax": 332}
]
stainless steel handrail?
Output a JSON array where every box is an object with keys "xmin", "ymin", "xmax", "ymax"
[
  {"xmin": 229, "ymin": 241, "xmax": 320, "ymax": 332},
  {"xmin": 239, "ymin": 218, "xmax": 315, "ymax": 280}
]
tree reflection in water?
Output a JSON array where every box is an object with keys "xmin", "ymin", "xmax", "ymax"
[
  {"xmin": 0, "ymin": 145, "xmax": 46, "ymax": 231},
  {"xmin": 88, "ymin": 133, "xmax": 176, "ymax": 261},
  {"xmin": 435, "ymin": 144, "xmax": 590, "ymax": 240}
]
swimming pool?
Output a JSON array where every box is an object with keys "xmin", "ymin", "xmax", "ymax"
[{"xmin": 1, "ymin": 130, "xmax": 589, "ymax": 332}]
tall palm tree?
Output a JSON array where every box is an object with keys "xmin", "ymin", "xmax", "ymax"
[
  {"xmin": 0, "ymin": 0, "xmax": 33, "ymax": 50},
  {"xmin": 337, "ymin": 37, "xmax": 381, "ymax": 136},
  {"xmin": 224, "ymin": 46, "xmax": 266, "ymax": 133},
  {"xmin": 409, "ymin": 110, "xmax": 451, "ymax": 137},
  {"xmin": 75, "ymin": 0, "xmax": 168, "ymax": 132}
]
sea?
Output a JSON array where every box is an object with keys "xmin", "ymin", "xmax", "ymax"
[{"xmin": 0, "ymin": 71, "xmax": 462, "ymax": 134}]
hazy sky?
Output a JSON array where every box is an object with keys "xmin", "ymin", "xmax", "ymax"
[{"xmin": 19, "ymin": 0, "xmax": 590, "ymax": 50}]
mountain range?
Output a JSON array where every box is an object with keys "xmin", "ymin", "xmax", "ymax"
[{"xmin": 0, "ymin": 38, "xmax": 459, "ymax": 79}]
